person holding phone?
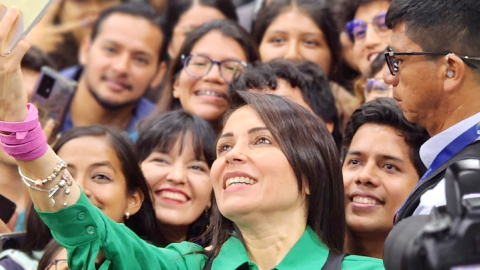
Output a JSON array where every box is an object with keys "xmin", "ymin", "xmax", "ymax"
[
  {"xmin": 58, "ymin": 2, "xmax": 166, "ymax": 137},
  {"xmin": 0, "ymin": 8, "xmax": 384, "ymax": 269}
]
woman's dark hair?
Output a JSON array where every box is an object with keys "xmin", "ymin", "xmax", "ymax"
[
  {"xmin": 137, "ymin": 110, "xmax": 216, "ymax": 242},
  {"xmin": 157, "ymin": 19, "xmax": 260, "ymax": 115},
  {"xmin": 230, "ymin": 59, "xmax": 343, "ymax": 151},
  {"xmin": 52, "ymin": 126, "xmax": 165, "ymax": 246},
  {"xmin": 205, "ymin": 90, "xmax": 345, "ymax": 256},
  {"xmin": 353, "ymin": 50, "xmax": 386, "ymax": 103},
  {"xmin": 164, "ymin": 0, "xmax": 238, "ymax": 47},
  {"xmin": 37, "ymin": 239, "xmax": 64, "ymax": 270},
  {"xmin": 252, "ymin": 0, "xmax": 341, "ymax": 82},
  {"xmin": 20, "ymin": 202, "xmax": 52, "ymax": 254},
  {"xmin": 342, "ymin": 98, "xmax": 430, "ymax": 176}
]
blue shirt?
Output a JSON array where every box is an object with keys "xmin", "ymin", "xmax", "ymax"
[{"xmin": 59, "ymin": 66, "xmax": 156, "ymax": 137}]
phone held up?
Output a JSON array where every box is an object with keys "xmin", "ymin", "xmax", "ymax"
[
  {"xmin": 0, "ymin": 0, "xmax": 53, "ymax": 55},
  {"xmin": 30, "ymin": 66, "xmax": 77, "ymax": 144}
]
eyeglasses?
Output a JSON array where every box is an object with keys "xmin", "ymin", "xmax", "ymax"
[
  {"xmin": 45, "ymin": 259, "xmax": 69, "ymax": 270},
  {"xmin": 181, "ymin": 54, "xmax": 247, "ymax": 83},
  {"xmin": 346, "ymin": 12, "xmax": 389, "ymax": 41},
  {"xmin": 384, "ymin": 47, "xmax": 480, "ymax": 76},
  {"xmin": 364, "ymin": 78, "xmax": 392, "ymax": 99}
]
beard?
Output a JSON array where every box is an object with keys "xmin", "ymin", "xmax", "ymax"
[{"xmin": 85, "ymin": 73, "xmax": 143, "ymax": 111}]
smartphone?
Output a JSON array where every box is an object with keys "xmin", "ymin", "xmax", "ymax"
[
  {"xmin": 0, "ymin": 232, "xmax": 25, "ymax": 252},
  {"xmin": 30, "ymin": 66, "xmax": 77, "ymax": 144},
  {"xmin": 0, "ymin": 0, "xmax": 54, "ymax": 54},
  {"xmin": 0, "ymin": 194, "xmax": 16, "ymax": 224}
]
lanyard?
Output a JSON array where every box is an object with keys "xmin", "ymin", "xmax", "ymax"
[
  {"xmin": 395, "ymin": 122, "xmax": 480, "ymax": 219},
  {"xmin": 420, "ymin": 122, "xmax": 480, "ymax": 182}
]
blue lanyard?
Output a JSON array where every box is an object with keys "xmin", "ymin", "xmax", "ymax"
[
  {"xmin": 395, "ymin": 122, "xmax": 480, "ymax": 219},
  {"xmin": 419, "ymin": 122, "xmax": 480, "ymax": 182}
]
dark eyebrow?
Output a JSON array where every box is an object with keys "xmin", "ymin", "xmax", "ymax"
[
  {"xmin": 103, "ymin": 39, "xmax": 155, "ymax": 59},
  {"xmin": 379, "ymin": 155, "xmax": 404, "ymax": 163},
  {"xmin": 219, "ymin": 132, "xmax": 234, "ymax": 139},
  {"xmin": 218, "ymin": 127, "xmax": 269, "ymax": 139},
  {"xmin": 248, "ymin": 127, "xmax": 269, "ymax": 134},
  {"xmin": 91, "ymin": 162, "xmax": 117, "ymax": 173},
  {"xmin": 347, "ymin": 151, "xmax": 404, "ymax": 163}
]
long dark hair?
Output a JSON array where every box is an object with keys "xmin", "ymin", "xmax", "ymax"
[
  {"xmin": 157, "ymin": 19, "xmax": 260, "ymax": 115},
  {"xmin": 137, "ymin": 110, "xmax": 216, "ymax": 243},
  {"xmin": 52, "ymin": 126, "xmax": 165, "ymax": 246},
  {"xmin": 205, "ymin": 90, "xmax": 345, "ymax": 256},
  {"xmin": 36, "ymin": 239, "xmax": 64, "ymax": 270},
  {"xmin": 253, "ymin": 0, "xmax": 341, "ymax": 82}
]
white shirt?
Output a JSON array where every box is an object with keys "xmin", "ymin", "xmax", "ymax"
[{"xmin": 414, "ymin": 112, "xmax": 480, "ymax": 215}]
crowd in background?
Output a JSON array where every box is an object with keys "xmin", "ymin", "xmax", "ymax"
[{"xmin": 0, "ymin": 0, "xmax": 479, "ymax": 269}]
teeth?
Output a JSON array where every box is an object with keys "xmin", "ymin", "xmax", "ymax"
[
  {"xmin": 159, "ymin": 191, "xmax": 188, "ymax": 202},
  {"xmin": 352, "ymin": 196, "xmax": 378, "ymax": 205},
  {"xmin": 196, "ymin": 90, "xmax": 225, "ymax": 98},
  {"xmin": 225, "ymin": 176, "xmax": 257, "ymax": 188}
]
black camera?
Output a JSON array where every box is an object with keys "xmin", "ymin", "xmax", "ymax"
[{"xmin": 384, "ymin": 159, "xmax": 480, "ymax": 270}]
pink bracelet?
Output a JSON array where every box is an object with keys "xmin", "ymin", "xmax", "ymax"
[
  {"xmin": 0, "ymin": 104, "xmax": 39, "ymax": 139},
  {"xmin": 0, "ymin": 104, "xmax": 48, "ymax": 161},
  {"xmin": 0, "ymin": 123, "xmax": 44, "ymax": 144}
]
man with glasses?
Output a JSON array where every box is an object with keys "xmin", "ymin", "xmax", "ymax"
[{"xmin": 383, "ymin": 0, "xmax": 480, "ymax": 222}]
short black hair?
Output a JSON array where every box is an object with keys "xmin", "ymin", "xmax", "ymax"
[
  {"xmin": 21, "ymin": 46, "xmax": 56, "ymax": 71},
  {"xmin": 229, "ymin": 59, "xmax": 342, "ymax": 151},
  {"xmin": 335, "ymin": 0, "xmax": 391, "ymax": 39},
  {"xmin": 164, "ymin": 0, "xmax": 238, "ymax": 48},
  {"xmin": 342, "ymin": 98, "xmax": 430, "ymax": 177},
  {"xmin": 253, "ymin": 0, "xmax": 341, "ymax": 81},
  {"xmin": 90, "ymin": 2, "xmax": 168, "ymax": 63},
  {"xmin": 386, "ymin": 0, "xmax": 480, "ymax": 58}
]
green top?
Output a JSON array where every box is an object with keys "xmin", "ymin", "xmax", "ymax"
[{"xmin": 37, "ymin": 192, "xmax": 384, "ymax": 270}]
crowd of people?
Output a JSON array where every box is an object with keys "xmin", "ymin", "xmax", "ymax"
[{"xmin": 0, "ymin": 0, "xmax": 479, "ymax": 269}]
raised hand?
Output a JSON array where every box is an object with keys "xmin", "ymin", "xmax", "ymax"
[
  {"xmin": 27, "ymin": 0, "xmax": 94, "ymax": 53},
  {"xmin": 0, "ymin": 7, "xmax": 31, "ymax": 123}
]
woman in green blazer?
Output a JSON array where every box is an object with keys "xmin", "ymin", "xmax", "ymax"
[{"xmin": 0, "ymin": 9, "xmax": 384, "ymax": 269}]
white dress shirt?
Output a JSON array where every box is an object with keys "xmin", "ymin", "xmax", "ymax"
[{"xmin": 414, "ymin": 112, "xmax": 480, "ymax": 215}]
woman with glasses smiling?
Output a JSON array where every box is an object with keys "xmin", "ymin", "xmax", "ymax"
[
  {"xmin": 156, "ymin": 19, "xmax": 259, "ymax": 133},
  {"xmin": 339, "ymin": 0, "xmax": 392, "ymax": 74}
]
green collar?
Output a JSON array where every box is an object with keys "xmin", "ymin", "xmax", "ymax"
[{"xmin": 212, "ymin": 226, "xmax": 329, "ymax": 270}]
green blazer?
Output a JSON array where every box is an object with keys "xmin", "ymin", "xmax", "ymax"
[{"xmin": 38, "ymin": 192, "xmax": 385, "ymax": 270}]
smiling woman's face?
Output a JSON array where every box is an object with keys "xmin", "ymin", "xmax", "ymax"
[
  {"xmin": 173, "ymin": 31, "xmax": 247, "ymax": 122},
  {"xmin": 210, "ymin": 105, "xmax": 306, "ymax": 222},
  {"xmin": 140, "ymin": 136, "xmax": 212, "ymax": 227},
  {"xmin": 57, "ymin": 136, "xmax": 142, "ymax": 223}
]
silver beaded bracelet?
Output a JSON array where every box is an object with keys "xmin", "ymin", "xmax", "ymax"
[{"xmin": 19, "ymin": 156, "xmax": 73, "ymax": 207}]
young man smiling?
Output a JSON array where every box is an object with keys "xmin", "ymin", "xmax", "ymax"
[{"xmin": 60, "ymin": 3, "xmax": 167, "ymax": 136}]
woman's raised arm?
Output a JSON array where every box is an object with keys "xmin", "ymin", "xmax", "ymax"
[{"xmin": 0, "ymin": 7, "xmax": 81, "ymax": 212}]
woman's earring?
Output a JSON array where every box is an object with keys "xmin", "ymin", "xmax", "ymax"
[{"xmin": 125, "ymin": 212, "xmax": 130, "ymax": 220}]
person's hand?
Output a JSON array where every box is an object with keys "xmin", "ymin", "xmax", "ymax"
[
  {"xmin": 0, "ymin": 211, "xmax": 18, "ymax": 233},
  {"xmin": 27, "ymin": 0, "xmax": 95, "ymax": 53},
  {"xmin": 0, "ymin": 7, "xmax": 31, "ymax": 123}
]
